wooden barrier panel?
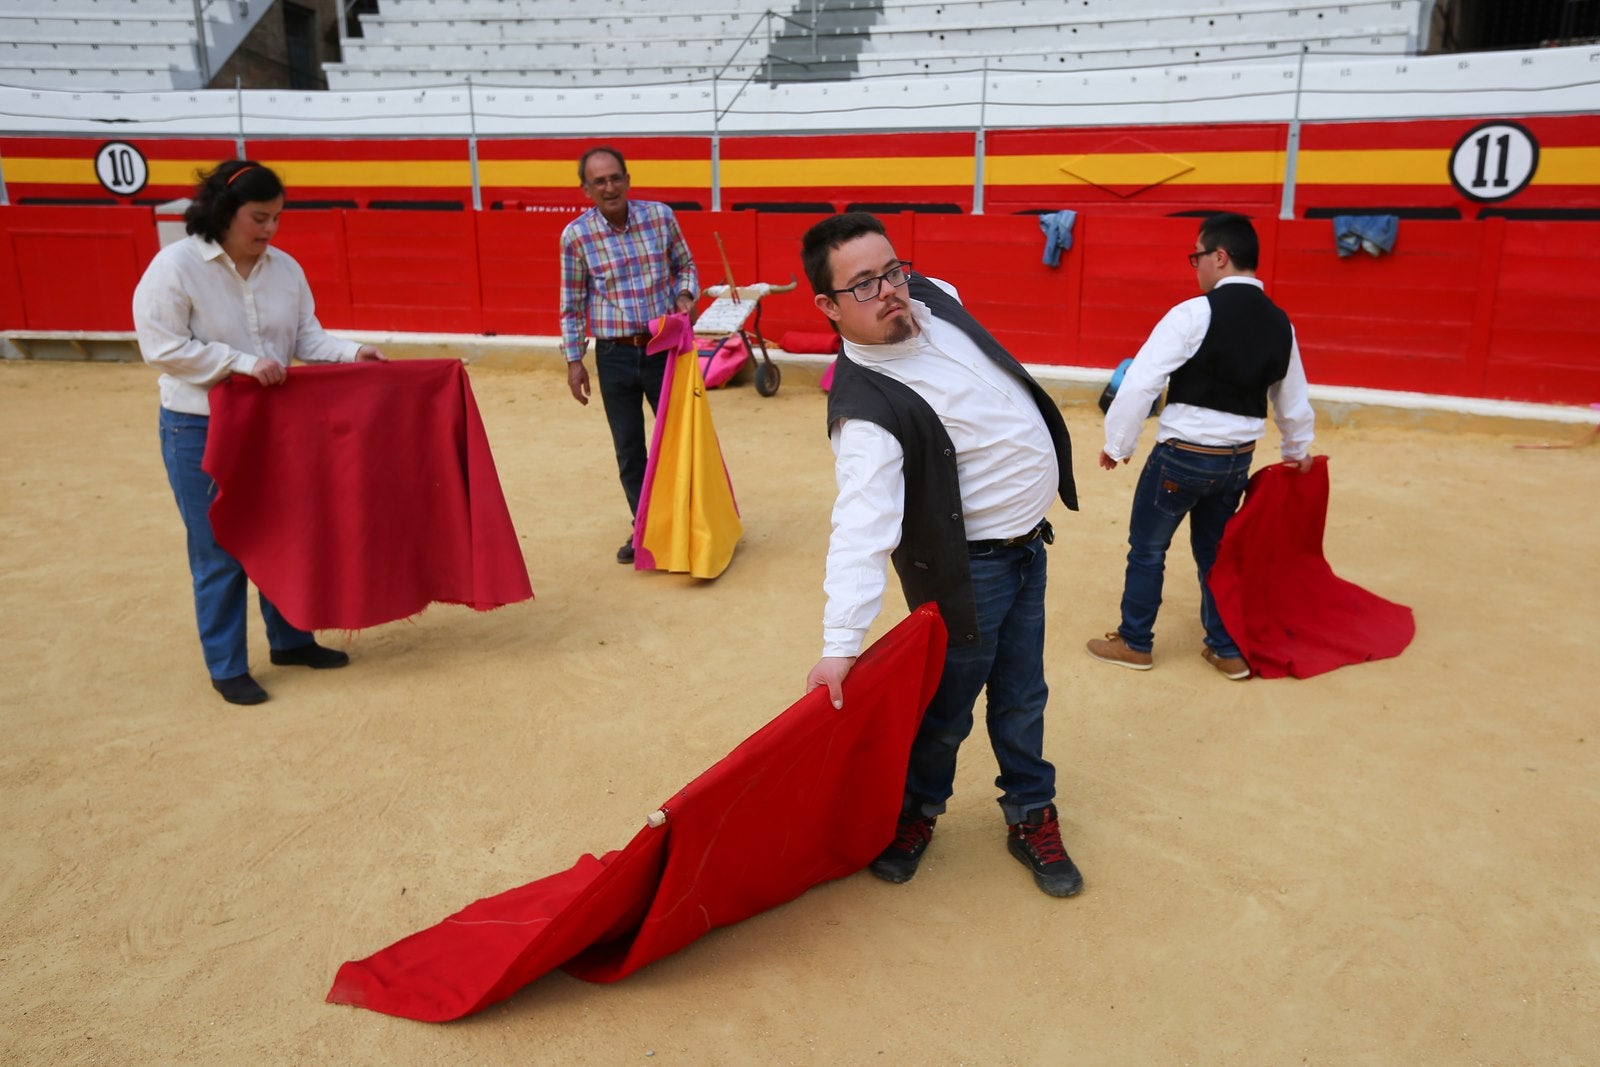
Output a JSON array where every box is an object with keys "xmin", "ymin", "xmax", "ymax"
[
  {"xmin": 2, "ymin": 205, "xmax": 1596, "ymax": 406},
  {"xmin": 679, "ymin": 210, "xmax": 760, "ymax": 298},
  {"xmin": 271, "ymin": 209, "xmax": 353, "ymax": 329},
  {"xmin": 911, "ymin": 212, "xmax": 1080, "ymax": 365},
  {"xmin": 0, "ymin": 205, "xmax": 157, "ymax": 330},
  {"xmin": 747, "ymin": 211, "xmax": 838, "ymax": 342},
  {"xmin": 1274, "ymin": 219, "xmax": 1489, "ymax": 396},
  {"xmin": 341, "ymin": 209, "xmax": 482, "ymax": 333},
  {"xmin": 1074, "ymin": 215, "xmax": 1200, "ymax": 369},
  {"xmin": 1483, "ymin": 220, "xmax": 1600, "ymax": 403},
  {"xmin": 474, "ymin": 210, "xmax": 569, "ymax": 337}
]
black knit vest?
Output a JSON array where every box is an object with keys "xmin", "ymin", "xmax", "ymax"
[
  {"xmin": 825, "ymin": 275, "xmax": 1077, "ymax": 647},
  {"xmin": 1166, "ymin": 283, "xmax": 1293, "ymax": 418}
]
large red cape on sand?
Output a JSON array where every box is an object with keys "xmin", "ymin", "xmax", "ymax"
[
  {"xmin": 326, "ymin": 605, "xmax": 949, "ymax": 1022},
  {"xmin": 203, "ymin": 359, "xmax": 533, "ymax": 631},
  {"xmin": 1207, "ymin": 456, "xmax": 1414, "ymax": 679}
]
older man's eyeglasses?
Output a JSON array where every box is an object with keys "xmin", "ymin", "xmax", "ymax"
[
  {"xmin": 827, "ymin": 262, "xmax": 913, "ymax": 303},
  {"xmin": 1187, "ymin": 248, "xmax": 1216, "ymax": 268}
]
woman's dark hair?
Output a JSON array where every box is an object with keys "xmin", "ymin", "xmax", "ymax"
[{"xmin": 183, "ymin": 160, "xmax": 285, "ymax": 242}]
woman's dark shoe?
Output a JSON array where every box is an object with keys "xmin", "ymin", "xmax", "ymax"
[
  {"xmin": 212, "ymin": 673, "xmax": 269, "ymax": 705},
  {"xmin": 269, "ymin": 642, "xmax": 350, "ymax": 669}
]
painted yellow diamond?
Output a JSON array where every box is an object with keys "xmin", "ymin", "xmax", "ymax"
[{"xmin": 1058, "ymin": 138, "xmax": 1196, "ymax": 198}]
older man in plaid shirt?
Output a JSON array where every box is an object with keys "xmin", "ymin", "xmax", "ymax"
[{"xmin": 560, "ymin": 146, "xmax": 699, "ymax": 564}]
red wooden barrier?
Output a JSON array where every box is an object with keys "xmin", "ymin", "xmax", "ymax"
[
  {"xmin": 473, "ymin": 210, "xmax": 567, "ymax": 336},
  {"xmin": 341, "ymin": 209, "xmax": 483, "ymax": 333},
  {"xmin": 1483, "ymin": 220, "xmax": 1600, "ymax": 404},
  {"xmin": 0, "ymin": 205, "xmax": 158, "ymax": 330},
  {"xmin": 1273, "ymin": 219, "xmax": 1490, "ymax": 396},
  {"xmin": 271, "ymin": 209, "xmax": 352, "ymax": 328},
  {"xmin": 3, "ymin": 205, "xmax": 1596, "ymax": 406}
]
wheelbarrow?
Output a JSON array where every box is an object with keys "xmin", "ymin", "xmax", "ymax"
[{"xmin": 693, "ymin": 277, "xmax": 797, "ymax": 397}]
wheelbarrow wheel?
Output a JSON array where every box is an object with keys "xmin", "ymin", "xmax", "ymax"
[{"xmin": 755, "ymin": 360, "xmax": 781, "ymax": 397}]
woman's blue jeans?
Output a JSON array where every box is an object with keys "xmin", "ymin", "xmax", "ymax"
[
  {"xmin": 1116, "ymin": 440, "xmax": 1253, "ymax": 659},
  {"xmin": 158, "ymin": 407, "xmax": 313, "ymax": 679},
  {"xmin": 903, "ymin": 538, "xmax": 1056, "ymax": 826}
]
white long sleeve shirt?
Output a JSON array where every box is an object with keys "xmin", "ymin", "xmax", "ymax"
[
  {"xmin": 132, "ymin": 235, "xmax": 360, "ymax": 416},
  {"xmin": 1103, "ymin": 275, "xmax": 1315, "ymax": 463},
  {"xmin": 822, "ymin": 286, "xmax": 1059, "ymax": 658}
]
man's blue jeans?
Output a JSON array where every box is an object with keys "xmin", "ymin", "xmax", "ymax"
[
  {"xmin": 1116, "ymin": 440, "xmax": 1253, "ymax": 659},
  {"xmin": 158, "ymin": 407, "xmax": 313, "ymax": 679},
  {"xmin": 903, "ymin": 538, "xmax": 1055, "ymax": 825},
  {"xmin": 594, "ymin": 340, "xmax": 667, "ymax": 516}
]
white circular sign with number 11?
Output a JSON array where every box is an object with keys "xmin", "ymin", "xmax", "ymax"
[{"xmin": 1448, "ymin": 121, "xmax": 1538, "ymax": 203}]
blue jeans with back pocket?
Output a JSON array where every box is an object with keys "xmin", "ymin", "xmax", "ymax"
[{"xmin": 1116, "ymin": 440, "xmax": 1253, "ymax": 658}]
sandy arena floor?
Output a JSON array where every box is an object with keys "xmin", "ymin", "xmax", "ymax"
[{"xmin": 2, "ymin": 356, "xmax": 1597, "ymax": 1064}]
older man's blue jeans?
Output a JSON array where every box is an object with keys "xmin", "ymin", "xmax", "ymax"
[
  {"xmin": 1116, "ymin": 441, "xmax": 1253, "ymax": 659},
  {"xmin": 902, "ymin": 538, "xmax": 1055, "ymax": 826},
  {"xmin": 159, "ymin": 407, "xmax": 314, "ymax": 680},
  {"xmin": 594, "ymin": 340, "xmax": 667, "ymax": 516}
]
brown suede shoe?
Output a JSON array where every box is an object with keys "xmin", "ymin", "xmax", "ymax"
[
  {"xmin": 1085, "ymin": 632, "xmax": 1153, "ymax": 670},
  {"xmin": 1202, "ymin": 647, "xmax": 1251, "ymax": 680}
]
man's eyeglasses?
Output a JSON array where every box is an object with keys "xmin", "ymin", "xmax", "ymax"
[
  {"xmin": 1187, "ymin": 248, "xmax": 1216, "ymax": 268},
  {"xmin": 827, "ymin": 262, "xmax": 913, "ymax": 303},
  {"xmin": 587, "ymin": 174, "xmax": 628, "ymax": 189}
]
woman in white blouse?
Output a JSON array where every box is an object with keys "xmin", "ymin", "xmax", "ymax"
[{"xmin": 133, "ymin": 160, "xmax": 385, "ymax": 707}]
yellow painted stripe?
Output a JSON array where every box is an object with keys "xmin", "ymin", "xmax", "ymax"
[
  {"xmin": 1532, "ymin": 146, "xmax": 1600, "ymax": 185},
  {"xmin": 1295, "ymin": 149, "xmax": 1445, "ymax": 185},
  {"xmin": 6, "ymin": 148, "xmax": 1599, "ymax": 190},
  {"xmin": 263, "ymin": 159, "xmax": 471, "ymax": 187},
  {"xmin": 478, "ymin": 159, "xmax": 577, "ymax": 186},
  {"xmin": 477, "ymin": 158, "xmax": 713, "ymax": 187},
  {"xmin": 987, "ymin": 151, "xmax": 1281, "ymax": 185},
  {"xmin": 722, "ymin": 156, "xmax": 974, "ymax": 187},
  {"xmin": 4, "ymin": 157, "xmax": 218, "ymax": 185}
]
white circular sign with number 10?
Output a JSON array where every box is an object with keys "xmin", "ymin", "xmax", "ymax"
[{"xmin": 94, "ymin": 141, "xmax": 150, "ymax": 197}]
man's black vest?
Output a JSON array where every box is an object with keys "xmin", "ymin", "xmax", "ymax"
[
  {"xmin": 825, "ymin": 275, "xmax": 1077, "ymax": 647},
  {"xmin": 1166, "ymin": 282, "xmax": 1293, "ymax": 418}
]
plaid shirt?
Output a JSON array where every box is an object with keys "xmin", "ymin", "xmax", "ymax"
[{"xmin": 559, "ymin": 200, "xmax": 698, "ymax": 363}]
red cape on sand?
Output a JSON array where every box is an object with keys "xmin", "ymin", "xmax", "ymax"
[
  {"xmin": 1208, "ymin": 456, "xmax": 1414, "ymax": 679},
  {"xmin": 326, "ymin": 605, "xmax": 949, "ymax": 1022},
  {"xmin": 203, "ymin": 359, "xmax": 533, "ymax": 632}
]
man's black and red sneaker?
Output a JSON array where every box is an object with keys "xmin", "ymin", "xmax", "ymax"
[
  {"xmin": 1006, "ymin": 804, "xmax": 1083, "ymax": 897},
  {"xmin": 868, "ymin": 812, "xmax": 937, "ymax": 884}
]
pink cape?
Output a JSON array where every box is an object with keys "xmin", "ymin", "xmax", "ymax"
[
  {"xmin": 203, "ymin": 359, "xmax": 533, "ymax": 631},
  {"xmin": 1207, "ymin": 456, "xmax": 1414, "ymax": 679},
  {"xmin": 326, "ymin": 605, "xmax": 949, "ymax": 1021}
]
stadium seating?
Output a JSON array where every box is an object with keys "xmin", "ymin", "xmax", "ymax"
[
  {"xmin": 0, "ymin": 0, "xmax": 1426, "ymax": 93},
  {"xmin": 0, "ymin": 0, "xmax": 271, "ymax": 91},
  {"xmin": 323, "ymin": 0, "xmax": 1424, "ymax": 89}
]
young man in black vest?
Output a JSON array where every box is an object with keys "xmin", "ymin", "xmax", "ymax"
[
  {"xmin": 1087, "ymin": 212, "xmax": 1315, "ymax": 680},
  {"xmin": 800, "ymin": 212, "xmax": 1084, "ymax": 897}
]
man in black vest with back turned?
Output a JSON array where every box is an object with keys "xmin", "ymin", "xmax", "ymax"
[
  {"xmin": 800, "ymin": 212, "xmax": 1085, "ymax": 898},
  {"xmin": 1087, "ymin": 212, "xmax": 1315, "ymax": 680}
]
